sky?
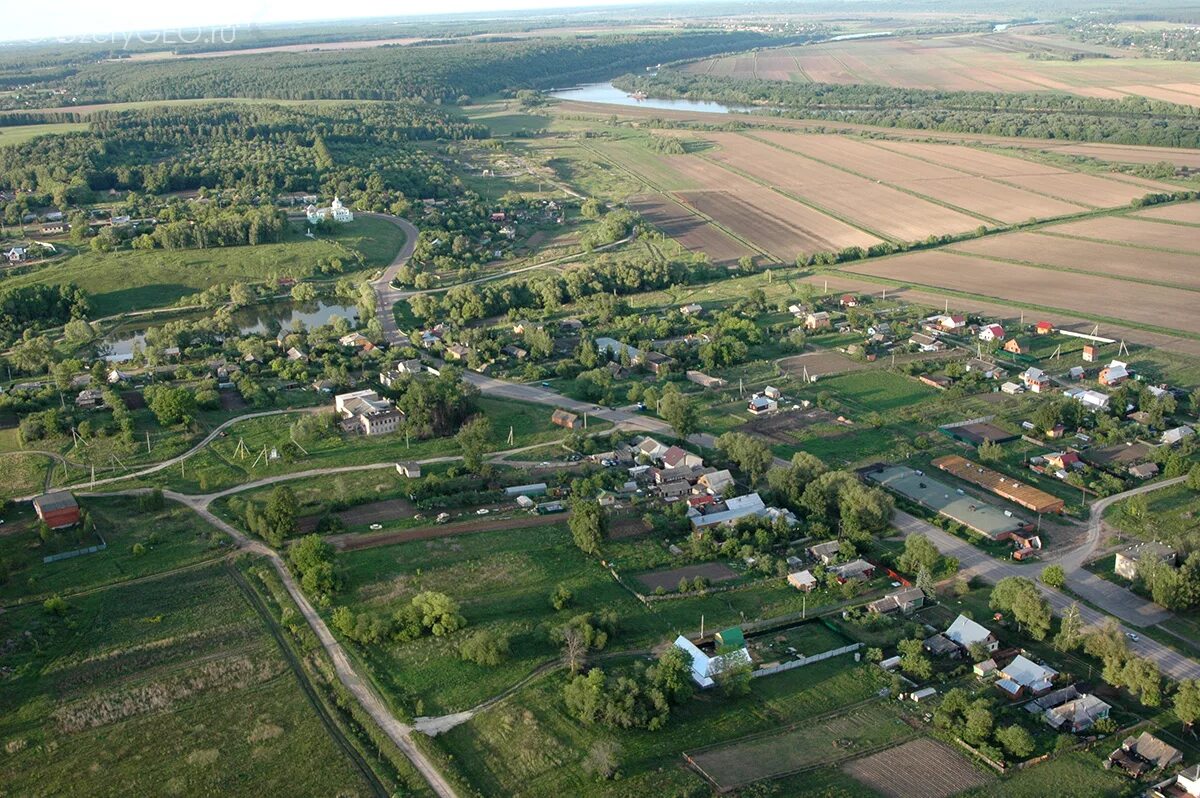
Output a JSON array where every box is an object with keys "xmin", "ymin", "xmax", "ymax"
[{"xmin": 4, "ymin": 0, "xmax": 653, "ymax": 44}]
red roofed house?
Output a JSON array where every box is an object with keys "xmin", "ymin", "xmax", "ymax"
[
  {"xmin": 1035, "ymin": 321, "xmax": 1054, "ymax": 335},
  {"xmin": 1046, "ymin": 451, "xmax": 1082, "ymax": 471},
  {"xmin": 839, "ymin": 294, "xmax": 858, "ymax": 308},
  {"xmin": 1099, "ymin": 360, "xmax": 1130, "ymax": 387},
  {"xmin": 979, "ymin": 324, "xmax": 1006, "ymax": 342},
  {"xmin": 939, "ymin": 314, "xmax": 967, "ymax": 331},
  {"xmin": 661, "ymin": 445, "xmax": 704, "ymax": 470},
  {"xmin": 33, "ymin": 492, "xmax": 80, "ymax": 529}
]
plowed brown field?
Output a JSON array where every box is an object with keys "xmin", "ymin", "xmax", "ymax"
[
  {"xmin": 847, "ymin": 250, "xmax": 1200, "ymax": 334},
  {"xmin": 1046, "ymin": 215, "xmax": 1200, "ymax": 253},
  {"xmin": 1134, "ymin": 202, "xmax": 1200, "ymax": 225},
  {"xmin": 949, "ymin": 231, "xmax": 1200, "ymax": 288},
  {"xmin": 629, "ymin": 193, "xmax": 755, "ymax": 264}
]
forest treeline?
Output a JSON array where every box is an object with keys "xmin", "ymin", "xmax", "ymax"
[
  {"xmin": 0, "ymin": 103, "xmax": 482, "ymax": 209},
  {"xmin": 614, "ymin": 72, "xmax": 1200, "ymax": 147},
  {"xmin": 11, "ymin": 32, "xmax": 775, "ymax": 107}
]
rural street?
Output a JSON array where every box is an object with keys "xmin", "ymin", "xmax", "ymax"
[{"xmin": 891, "ymin": 509, "xmax": 1200, "ymax": 681}]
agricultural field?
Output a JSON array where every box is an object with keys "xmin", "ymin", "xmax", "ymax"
[
  {"xmin": 0, "ymin": 216, "xmax": 405, "ymax": 316},
  {"xmin": 1134, "ymin": 201, "xmax": 1200, "ymax": 225},
  {"xmin": 627, "ymin": 193, "xmax": 755, "ymax": 264},
  {"xmin": 686, "ymin": 701, "xmax": 914, "ymax": 790},
  {"xmin": 948, "ymin": 228, "xmax": 1200, "ymax": 290},
  {"xmin": 0, "ymin": 563, "xmax": 378, "ymax": 797},
  {"xmin": 1042, "ymin": 215, "xmax": 1200, "ymax": 254},
  {"xmin": 843, "ymin": 737, "xmax": 992, "ymax": 798},
  {"xmin": 0, "ymin": 121, "xmax": 88, "ymax": 148},
  {"xmin": 685, "ymin": 31, "xmax": 1200, "ymax": 105},
  {"xmin": 845, "ymin": 248, "xmax": 1200, "ymax": 336}
]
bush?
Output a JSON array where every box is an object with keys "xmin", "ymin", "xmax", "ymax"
[{"xmin": 458, "ymin": 629, "xmax": 511, "ymax": 666}]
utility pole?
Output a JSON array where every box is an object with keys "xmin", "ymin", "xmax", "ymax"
[
  {"xmin": 146, "ymin": 430, "xmax": 151, "ymax": 454},
  {"xmin": 700, "ymin": 614, "xmax": 705, "ymax": 639}
]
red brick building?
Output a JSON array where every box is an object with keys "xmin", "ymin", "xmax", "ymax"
[{"xmin": 32, "ymin": 492, "xmax": 80, "ymax": 529}]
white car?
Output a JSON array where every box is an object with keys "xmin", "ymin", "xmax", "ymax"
[
  {"xmin": 476, "ymin": 508, "xmax": 490, "ymax": 515},
  {"xmin": 369, "ymin": 523, "xmax": 383, "ymax": 530},
  {"xmin": 1126, "ymin": 632, "xmax": 1140, "ymax": 642}
]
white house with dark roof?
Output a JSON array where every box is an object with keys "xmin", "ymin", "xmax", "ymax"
[
  {"xmin": 672, "ymin": 635, "xmax": 751, "ymax": 688},
  {"xmin": 944, "ymin": 614, "xmax": 999, "ymax": 653}
]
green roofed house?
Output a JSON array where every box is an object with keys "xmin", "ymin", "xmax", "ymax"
[{"xmin": 715, "ymin": 627, "xmax": 745, "ymax": 651}]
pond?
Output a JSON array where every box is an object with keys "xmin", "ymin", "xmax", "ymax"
[
  {"xmin": 101, "ymin": 300, "xmax": 360, "ymax": 361},
  {"xmin": 549, "ymin": 81, "xmax": 757, "ymax": 115}
]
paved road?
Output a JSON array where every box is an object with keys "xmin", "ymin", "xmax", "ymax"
[
  {"xmin": 366, "ymin": 214, "xmax": 419, "ymax": 346},
  {"xmin": 892, "ymin": 509, "xmax": 1200, "ymax": 681}
]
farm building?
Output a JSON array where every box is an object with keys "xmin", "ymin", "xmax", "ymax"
[
  {"xmin": 1162, "ymin": 425, "xmax": 1196, "ymax": 446},
  {"xmin": 1044, "ymin": 694, "xmax": 1111, "ymax": 733},
  {"xmin": 939, "ymin": 419, "xmax": 1018, "ymax": 446},
  {"xmin": 672, "ymin": 635, "xmax": 751, "ymax": 689},
  {"xmin": 1150, "ymin": 765, "xmax": 1200, "ymax": 798},
  {"xmin": 1003, "ymin": 338, "xmax": 1030, "ymax": 355},
  {"xmin": 32, "ymin": 492, "xmax": 80, "ymax": 529},
  {"xmin": 1035, "ymin": 321, "xmax": 1054, "ymax": 335},
  {"xmin": 1020, "ymin": 367, "xmax": 1052, "ymax": 393},
  {"xmin": 973, "ymin": 658, "xmax": 997, "ymax": 678},
  {"xmin": 715, "ymin": 627, "xmax": 745, "ymax": 650},
  {"xmin": 943, "ymin": 614, "xmax": 999, "ymax": 654},
  {"xmin": 830, "ymin": 559, "xmax": 874, "ymax": 583},
  {"xmin": 965, "ymin": 359, "xmax": 1006, "ymax": 380},
  {"xmin": 595, "ymin": 337, "xmax": 642, "ymax": 363},
  {"xmin": 866, "ymin": 464, "xmax": 1028, "ymax": 540},
  {"xmin": 679, "ymin": 303, "xmax": 704, "ymax": 316},
  {"xmin": 808, "ymin": 540, "xmax": 843, "ymax": 565},
  {"xmin": 747, "ymin": 395, "xmax": 777, "ymax": 415},
  {"xmin": 909, "ymin": 333, "xmax": 946, "ymax": 352},
  {"xmin": 643, "ymin": 351, "xmax": 676, "ymax": 375},
  {"xmin": 1115, "ymin": 541, "xmax": 1177, "ymax": 580},
  {"xmin": 787, "ymin": 570, "xmax": 818, "ymax": 592},
  {"xmin": 1107, "ymin": 733, "xmax": 1183, "ymax": 777},
  {"xmin": 1129, "ymin": 462, "xmax": 1160, "ymax": 480},
  {"xmin": 1001, "ymin": 382, "xmax": 1023, "ymax": 395},
  {"xmin": 395, "ymin": 462, "xmax": 421, "ymax": 478},
  {"xmin": 919, "ymin": 375, "xmax": 951, "ymax": 390},
  {"xmin": 504, "ymin": 483, "xmax": 548, "ymax": 497},
  {"xmin": 1098, "ymin": 360, "xmax": 1130, "ymax": 386},
  {"xmin": 1082, "ymin": 344, "xmax": 1099, "ymax": 362},
  {"xmin": 662, "ymin": 446, "xmax": 704, "ymax": 470},
  {"xmin": 978, "ymin": 324, "xmax": 1005, "ymax": 342},
  {"xmin": 923, "ymin": 634, "xmax": 961, "ymax": 659},
  {"xmin": 697, "ymin": 469, "xmax": 734, "ymax": 496},
  {"xmin": 932, "ymin": 454, "xmax": 1064, "ymax": 514},
  {"xmin": 1063, "ymin": 387, "xmax": 1110, "ymax": 411},
  {"xmin": 839, "ymin": 294, "xmax": 858, "ymax": 307},
  {"xmin": 867, "ymin": 586, "xmax": 924, "ymax": 615},
  {"xmin": 637, "ymin": 437, "xmax": 669, "ymax": 461},
  {"xmin": 551, "ymin": 408, "xmax": 580, "ymax": 429},
  {"xmin": 995, "ymin": 655, "xmax": 1057, "ymax": 698},
  {"xmin": 936, "ymin": 314, "xmax": 967, "ymax": 331},
  {"xmin": 501, "ymin": 344, "xmax": 528, "ymax": 360},
  {"xmin": 804, "ymin": 311, "xmax": 832, "ymax": 331},
  {"xmin": 686, "ymin": 370, "xmax": 727, "ymax": 389}
]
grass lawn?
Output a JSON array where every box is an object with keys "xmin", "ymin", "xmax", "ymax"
[
  {"xmin": 0, "ymin": 496, "xmax": 229, "ymax": 605},
  {"xmin": 0, "ymin": 563, "xmax": 375, "ymax": 797},
  {"xmin": 0, "ymin": 451, "xmax": 53, "ymax": 500},
  {"xmin": 806, "ymin": 370, "xmax": 936, "ymax": 414},
  {"xmin": 4, "ymin": 216, "xmax": 404, "ymax": 316},
  {"xmin": 0, "ymin": 121, "xmax": 88, "ymax": 148},
  {"xmin": 432, "ymin": 656, "xmax": 890, "ymax": 797},
  {"xmin": 336, "ymin": 521, "xmax": 643, "ymax": 716},
  {"xmin": 1104, "ymin": 483, "xmax": 1200, "ymax": 551},
  {"xmin": 962, "ymin": 750, "xmax": 1133, "ymax": 798}
]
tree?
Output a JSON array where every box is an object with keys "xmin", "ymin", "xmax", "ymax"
[
  {"xmin": 289, "ymin": 533, "xmax": 339, "ymax": 600},
  {"xmin": 659, "ymin": 389, "xmax": 698, "ymax": 439},
  {"xmin": 265, "ymin": 485, "xmax": 298, "ymax": 546},
  {"xmin": 144, "ymin": 385, "xmax": 197, "ymax": 427},
  {"xmin": 582, "ymin": 740, "xmax": 622, "ymax": 780},
  {"xmin": 1187, "ymin": 463, "xmax": 1200, "ymax": 492},
  {"xmin": 898, "ymin": 533, "xmax": 941, "ymax": 576},
  {"xmin": 898, "ymin": 637, "xmax": 932, "ymax": 680},
  {"xmin": 563, "ymin": 668, "xmax": 606, "ymax": 723},
  {"xmin": 1054, "ymin": 603, "xmax": 1084, "ymax": 652},
  {"xmin": 550, "ymin": 583, "xmax": 573, "ymax": 611},
  {"xmin": 1174, "ymin": 679, "xmax": 1200, "ymax": 730},
  {"xmin": 1040, "ymin": 564, "xmax": 1066, "ymax": 589},
  {"xmin": 455, "ymin": 415, "xmax": 492, "ymax": 474},
  {"xmin": 990, "ymin": 576, "xmax": 1052, "ymax": 640},
  {"xmin": 995, "ymin": 725, "xmax": 1034, "ymax": 760},
  {"xmin": 458, "ymin": 629, "xmax": 510, "ymax": 666},
  {"xmin": 715, "ymin": 658, "xmax": 753, "ymax": 697},
  {"xmin": 411, "ymin": 591, "xmax": 465, "ymax": 636},
  {"xmin": 716, "ymin": 432, "xmax": 773, "ymax": 485},
  {"xmin": 569, "ymin": 498, "xmax": 605, "ymax": 555},
  {"xmin": 1121, "ymin": 657, "xmax": 1162, "ymax": 707},
  {"xmin": 964, "ymin": 703, "xmax": 994, "ymax": 744},
  {"xmin": 977, "ymin": 440, "xmax": 1003, "ymax": 463},
  {"xmin": 561, "ymin": 626, "xmax": 588, "ymax": 674},
  {"xmin": 43, "ymin": 595, "xmax": 70, "ymax": 616},
  {"xmin": 915, "ymin": 565, "xmax": 935, "ymax": 598}
]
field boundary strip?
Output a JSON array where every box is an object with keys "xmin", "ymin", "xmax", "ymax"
[
  {"xmin": 740, "ymin": 131, "xmax": 1006, "ymax": 226},
  {"xmin": 694, "ymin": 152, "xmax": 897, "ymax": 243}
]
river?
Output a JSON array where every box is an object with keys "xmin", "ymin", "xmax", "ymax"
[{"xmin": 549, "ymin": 81, "xmax": 757, "ymax": 115}]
